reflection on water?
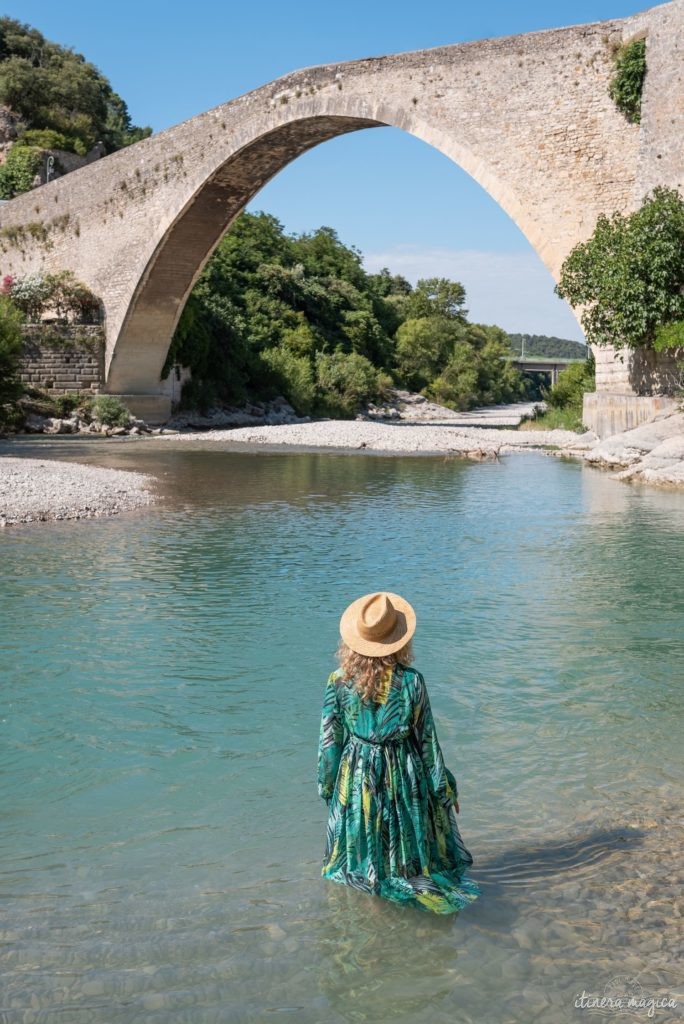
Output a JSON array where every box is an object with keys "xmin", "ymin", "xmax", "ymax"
[{"xmin": 1, "ymin": 440, "xmax": 683, "ymax": 1022}]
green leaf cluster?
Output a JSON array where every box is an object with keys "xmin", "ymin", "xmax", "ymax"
[
  {"xmin": 164, "ymin": 212, "xmax": 529, "ymax": 417},
  {"xmin": 555, "ymin": 187, "xmax": 684, "ymax": 351},
  {"xmin": 0, "ymin": 16, "xmax": 151, "ymax": 160},
  {"xmin": 608, "ymin": 38, "xmax": 646, "ymax": 124},
  {"xmin": 0, "ymin": 295, "xmax": 23, "ymax": 427},
  {"xmin": 90, "ymin": 394, "xmax": 131, "ymax": 427},
  {"xmin": 520, "ymin": 351, "xmax": 596, "ymax": 432},
  {"xmin": 0, "ymin": 144, "xmax": 42, "ymax": 199}
]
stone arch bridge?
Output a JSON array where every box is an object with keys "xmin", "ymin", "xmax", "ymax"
[{"xmin": 0, "ymin": 1, "xmax": 681, "ymax": 426}]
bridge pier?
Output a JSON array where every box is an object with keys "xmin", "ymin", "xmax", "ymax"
[
  {"xmin": 582, "ymin": 343, "xmax": 683, "ymax": 438},
  {"xmin": 107, "ymin": 394, "xmax": 172, "ymax": 425}
]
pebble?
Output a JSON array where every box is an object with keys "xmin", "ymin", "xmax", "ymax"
[
  {"xmin": 160, "ymin": 418, "xmax": 586, "ymax": 454},
  {"xmin": 0, "ymin": 458, "xmax": 155, "ymax": 526}
]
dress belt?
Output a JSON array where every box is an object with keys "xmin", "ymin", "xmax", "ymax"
[{"xmin": 348, "ymin": 731, "xmax": 410, "ymax": 747}]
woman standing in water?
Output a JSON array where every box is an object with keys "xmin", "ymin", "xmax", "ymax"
[{"xmin": 317, "ymin": 591, "xmax": 481, "ymax": 914}]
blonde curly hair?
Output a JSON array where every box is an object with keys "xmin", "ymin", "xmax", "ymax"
[{"xmin": 336, "ymin": 639, "xmax": 414, "ymax": 702}]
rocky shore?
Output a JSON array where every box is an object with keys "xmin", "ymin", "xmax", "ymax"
[
  {"xmin": 554, "ymin": 407, "xmax": 684, "ymax": 488},
  {"xmin": 0, "ymin": 458, "xmax": 154, "ymax": 526}
]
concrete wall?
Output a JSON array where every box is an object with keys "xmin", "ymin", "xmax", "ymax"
[
  {"xmin": 19, "ymin": 325, "xmax": 104, "ymax": 394},
  {"xmin": 583, "ymin": 392, "xmax": 680, "ymax": 438}
]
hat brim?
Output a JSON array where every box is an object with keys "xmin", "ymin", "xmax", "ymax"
[{"xmin": 340, "ymin": 591, "xmax": 416, "ymax": 657}]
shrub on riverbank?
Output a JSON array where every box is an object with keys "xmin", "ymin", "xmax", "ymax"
[
  {"xmin": 90, "ymin": 395, "xmax": 131, "ymax": 427},
  {"xmin": 518, "ymin": 352, "xmax": 595, "ymax": 432},
  {"xmin": 0, "ymin": 296, "xmax": 23, "ymax": 430}
]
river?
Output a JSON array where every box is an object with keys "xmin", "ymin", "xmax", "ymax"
[{"xmin": 1, "ymin": 439, "xmax": 682, "ymax": 1023}]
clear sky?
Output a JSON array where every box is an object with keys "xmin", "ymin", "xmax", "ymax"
[{"xmin": 11, "ymin": 0, "xmax": 649, "ymax": 340}]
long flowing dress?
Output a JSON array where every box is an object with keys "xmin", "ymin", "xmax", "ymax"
[{"xmin": 317, "ymin": 662, "xmax": 481, "ymax": 914}]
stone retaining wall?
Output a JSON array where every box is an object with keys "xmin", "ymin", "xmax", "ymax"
[
  {"xmin": 593, "ymin": 343, "xmax": 684, "ymax": 395},
  {"xmin": 19, "ymin": 325, "xmax": 104, "ymax": 394}
]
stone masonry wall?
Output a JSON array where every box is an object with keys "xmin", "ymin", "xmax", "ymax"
[
  {"xmin": 19, "ymin": 325, "xmax": 104, "ymax": 394},
  {"xmin": 593, "ymin": 342, "xmax": 684, "ymax": 395}
]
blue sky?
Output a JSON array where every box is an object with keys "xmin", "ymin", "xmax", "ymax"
[{"xmin": 11, "ymin": 0, "xmax": 648, "ymax": 340}]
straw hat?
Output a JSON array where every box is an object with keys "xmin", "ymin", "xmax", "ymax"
[{"xmin": 340, "ymin": 591, "xmax": 416, "ymax": 657}]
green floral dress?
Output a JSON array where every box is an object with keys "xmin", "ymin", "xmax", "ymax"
[{"xmin": 317, "ymin": 662, "xmax": 481, "ymax": 914}]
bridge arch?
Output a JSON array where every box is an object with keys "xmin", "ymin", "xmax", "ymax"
[{"xmin": 108, "ymin": 100, "xmax": 550, "ymax": 395}]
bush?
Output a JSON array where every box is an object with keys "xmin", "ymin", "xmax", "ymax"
[
  {"xmin": 0, "ymin": 143, "xmax": 42, "ymax": 198},
  {"xmin": 315, "ymin": 350, "xmax": 383, "ymax": 417},
  {"xmin": 519, "ymin": 354, "xmax": 595, "ymax": 432},
  {"xmin": 16, "ymin": 128, "xmax": 70, "ymax": 150},
  {"xmin": 556, "ymin": 187, "xmax": 684, "ymax": 351},
  {"xmin": 609, "ymin": 39, "xmax": 646, "ymax": 124},
  {"xmin": 260, "ymin": 346, "xmax": 316, "ymax": 415},
  {"xmin": 394, "ymin": 317, "xmax": 457, "ymax": 390},
  {"xmin": 3, "ymin": 271, "xmax": 101, "ymax": 323},
  {"xmin": 0, "ymin": 295, "xmax": 23, "ymax": 428},
  {"xmin": 53, "ymin": 392, "xmax": 83, "ymax": 417},
  {"xmin": 46, "ymin": 271, "xmax": 101, "ymax": 324},
  {"xmin": 542, "ymin": 356, "xmax": 595, "ymax": 411},
  {"xmin": 90, "ymin": 395, "xmax": 131, "ymax": 427},
  {"xmin": 654, "ymin": 320, "xmax": 684, "ymax": 353}
]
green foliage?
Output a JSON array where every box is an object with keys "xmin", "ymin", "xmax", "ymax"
[
  {"xmin": 395, "ymin": 317, "xmax": 457, "ymax": 390},
  {"xmin": 90, "ymin": 394, "xmax": 131, "ymax": 427},
  {"xmin": 404, "ymin": 277, "xmax": 467, "ymax": 321},
  {"xmin": 260, "ymin": 346, "xmax": 316, "ymax": 414},
  {"xmin": 542, "ymin": 354, "xmax": 596, "ymax": 411},
  {"xmin": 53, "ymin": 392, "xmax": 82, "ymax": 417},
  {"xmin": 556, "ymin": 187, "xmax": 684, "ymax": 351},
  {"xmin": 507, "ymin": 333, "xmax": 589, "ymax": 359},
  {"xmin": 16, "ymin": 127, "xmax": 69, "ymax": 149},
  {"xmin": 609, "ymin": 38, "xmax": 646, "ymax": 124},
  {"xmin": 653, "ymin": 320, "xmax": 684, "ymax": 353},
  {"xmin": 0, "ymin": 16, "xmax": 151, "ymax": 157},
  {"xmin": 0, "ymin": 295, "xmax": 23, "ymax": 427},
  {"xmin": 5, "ymin": 270, "xmax": 100, "ymax": 323},
  {"xmin": 0, "ymin": 143, "xmax": 42, "ymax": 199},
  {"xmin": 519, "ymin": 404, "xmax": 587, "ymax": 432},
  {"xmin": 314, "ymin": 351, "xmax": 385, "ymax": 417},
  {"xmin": 425, "ymin": 324, "xmax": 526, "ymax": 410},
  {"xmin": 520, "ymin": 352, "xmax": 595, "ymax": 432},
  {"xmin": 166, "ymin": 211, "xmax": 526, "ymax": 419}
]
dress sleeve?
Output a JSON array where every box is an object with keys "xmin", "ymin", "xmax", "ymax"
[
  {"xmin": 317, "ymin": 672, "xmax": 345, "ymax": 805},
  {"xmin": 410, "ymin": 670, "xmax": 459, "ymax": 806}
]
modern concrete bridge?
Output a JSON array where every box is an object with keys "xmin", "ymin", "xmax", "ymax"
[
  {"xmin": 511, "ymin": 356, "xmax": 586, "ymax": 387},
  {"xmin": 0, "ymin": 1, "xmax": 681, "ymax": 428}
]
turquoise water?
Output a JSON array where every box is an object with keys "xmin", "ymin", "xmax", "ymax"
[{"xmin": 1, "ymin": 440, "xmax": 682, "ymax": 1023}]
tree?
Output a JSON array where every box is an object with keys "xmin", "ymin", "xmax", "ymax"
[
  {"xmin": 0, "ymin": 295, "xmax": 23, "ymax": 427},
  {"xmin": 394, "ymin": 317, "xmax": 459, "ymax": 390},
  {"xmin": 555, "ymin": 187, "xmax": 684, "ymax": 351},
  {"xmin": 425, "ymin": 324, "xmax": 525, "ymax": 410},
  {"xmin": 404, "ymin": 277, "xmax": 468, "ymax": 322},
  {"xmin": 0, "ymin": 16, "xmax": 151, "ymax": 160}
]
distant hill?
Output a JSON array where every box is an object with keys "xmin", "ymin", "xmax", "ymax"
[{"xmin": 507, "ymin": 334, "xmax": 588, "ymax": 359}]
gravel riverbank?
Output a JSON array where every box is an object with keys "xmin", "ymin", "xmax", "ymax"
[
  {"xmin": 160, "ymin": 418, "xmax": 589, "ymax": 455},
  {"xmin": 0, "ymin": 458, "xmax": 155, "ymax": 526}
]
